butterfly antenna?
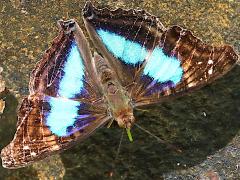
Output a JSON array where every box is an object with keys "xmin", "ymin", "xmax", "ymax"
[
  {"xmin": 108, "ymin": 129, "xmax": 124, "ymax": 177},
  {"xmin": 134, "ymin": 123, "xmax": 182, "ymax": 153}
]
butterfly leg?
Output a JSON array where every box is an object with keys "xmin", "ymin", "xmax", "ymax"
[
  {"xmin": 124, "ymin": 81, "xmax": 137, "ymax": 89},
  {"xmin": 135, "ymin": 107, "xmax": 150, "ymax": 113},
  {"xmin": 107, "ymin": 118, "xmax": 114, "ymax": 128}
]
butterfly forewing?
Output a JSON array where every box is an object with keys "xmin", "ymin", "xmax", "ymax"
[
  {"xmin": 29, "ymin": 20, "xmax": 101, "ymax": 99},
  {"xmin": 83, "ymin": 2, "xmax": 166, "ymax": 87},
  {"xmin": 1, "ymin": 20, "xmax": 110, "ymax": 169},
  {"xmin": 83, "ymin": 2, "xmax": 238, "ymax": 107}
]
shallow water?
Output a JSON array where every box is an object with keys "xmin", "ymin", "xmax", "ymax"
[{"xmin": 0, "ymin": 0, "xmax": 239, "ymax": 179}]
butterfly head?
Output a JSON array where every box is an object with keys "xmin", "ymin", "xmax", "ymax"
[{"xmin": 115, "ymin": 110, "xmax": 135, "ymax": 129}]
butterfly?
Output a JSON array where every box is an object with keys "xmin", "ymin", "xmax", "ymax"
[{"xmin": 1, "ymin": 1, "xmax": 238, "ymax": 169}]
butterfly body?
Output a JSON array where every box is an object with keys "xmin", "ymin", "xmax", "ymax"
[
  {"xmin": 94, "ymin": 53, "xmax": 135, "ymax": 128},
  {"xmin": 1, "ymin": 1, "xmax": 238, "ymax": 169}
]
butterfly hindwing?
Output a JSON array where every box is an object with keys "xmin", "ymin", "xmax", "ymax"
[
  {"xmin": 133, "ymin": 26, "xmax": 238, "ymax": 106},
  {"xmin": 1, "ymin": 95, "xmax": 108, "ymax": 168},
  {"xmin": 83, "ymin": 2, "xmax": 238, "ymax": 107},
  {"xmin": 1, "ymin": 19, "xmax": 110, "ymax": 169}
]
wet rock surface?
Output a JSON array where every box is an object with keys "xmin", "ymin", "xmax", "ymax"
[
  {"xmin": 0, "ymin": 0, "xmax": 239, "ymax": 179},
  {"xmin": 164, "ymin": 134, "xmax": 240, "ymax": 179}
]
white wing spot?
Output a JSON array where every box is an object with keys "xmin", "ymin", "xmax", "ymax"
[
  {"xmin": 208, "ymin": 68, "xmax": 213, "ymax": 75},
  {"xmin": 23, "ymin": 145, "xmax": 30, "ymax": 150},
  {"xmin": 208, "ymin": 60, "xmax": 213, "ymax": 64},
  {"xmin": 30, "ymin": 152, "xmax": 37, "ymax": 156}
]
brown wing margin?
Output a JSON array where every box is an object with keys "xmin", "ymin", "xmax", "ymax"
[{"xmin": 133, "ymin": 26, "xmax": 239, "ymax": 106}]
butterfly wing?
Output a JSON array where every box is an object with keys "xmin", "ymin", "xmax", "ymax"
[
  {"xmin": 83, "ymin": 2, "xmax": 238, "ymax": 107},
  {"xmin": 83, "ymin": 2, "xmax": 165, "ymax": 87},
  {"xmin": 132, "ymin": 26, "xmax": 239, "ymax": 106},
  {"xmin": 1, "ymin": 19, "xmax": 111, "ymax": 169}
]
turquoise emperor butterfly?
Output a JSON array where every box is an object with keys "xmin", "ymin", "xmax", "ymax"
[{"xmin": 1, "ymin": 1, "xmax": 238, "ymax": 168}]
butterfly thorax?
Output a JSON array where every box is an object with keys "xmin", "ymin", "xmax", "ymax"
[{"xmin": 94, "ymin": 54, "xmax": 135, "ymax": 129}]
